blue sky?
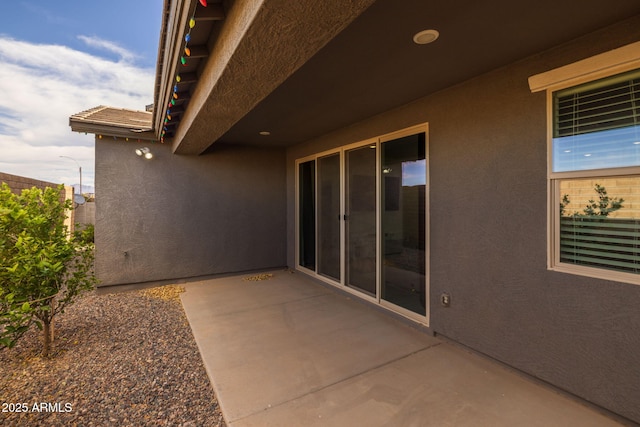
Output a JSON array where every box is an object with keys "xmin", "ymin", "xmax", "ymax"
[{"xmin": 0, "ymin": 0, "xmax": 164, "ymax": 190}]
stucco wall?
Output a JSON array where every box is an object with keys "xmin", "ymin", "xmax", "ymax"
[
  {"xmin": 286, "ymin": 18, "xmax": 640, "ymax": 423},
  {"xmin": 74, "ymin": 201, "xmax": 96, "ymax": 226},
  {"xmin": 95, "ymin": 141, "xmax": 286, "ymax": 286}
]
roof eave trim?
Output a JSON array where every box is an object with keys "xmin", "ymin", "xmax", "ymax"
[{"xmin": 70, "ymin": 120, "xmax": 157, "ymax": 141}]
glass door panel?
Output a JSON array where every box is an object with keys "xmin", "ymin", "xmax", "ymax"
[
  {"xmin": 381, "ymin": 133, "xmax": 426, "ymax": 315},
  {"xmin": 345, "ymin": 145, "xmax": 377, "ymax": 296},
  {"xmin": 298, "ymin": 160, "xmax": 316, "ymax": 270},
  {"xmin": 317, "ymin": 154, "xmax": 341, "ymax": 280}
]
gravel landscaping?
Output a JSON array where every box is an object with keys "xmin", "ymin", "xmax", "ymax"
[{"xmin": 0, "ymin": 285, "xmax": 226, "ymax": 426}]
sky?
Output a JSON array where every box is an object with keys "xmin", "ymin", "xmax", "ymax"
[{"xmin": 0, "ymin": 1, "xmax": 164, "ymax": 191}]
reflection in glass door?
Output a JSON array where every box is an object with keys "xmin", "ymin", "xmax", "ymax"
[
  {"xmin": 317, "ymin": 154, "xmax": 341, "ymax": 280},
  {"xmin": 381, "ymin": 133, "xmax": 426, "ymax": 315},
  {"xmin": 345, "ymin": 145, "xmax": 377, "ymax": 296}
]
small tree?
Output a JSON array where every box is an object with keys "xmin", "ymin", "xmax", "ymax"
[
  {"xmin": 0, "ymin": 183, "xmax": 96, "ymax": 356},
  {"xmin": 583, "ymin": 183, "xmax": 624, "ymax": 216},
  {"xmin": 560, "ymin": 183, "xmax": 624, "ymax": 217}
]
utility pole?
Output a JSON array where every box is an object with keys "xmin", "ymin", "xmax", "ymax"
[{"xmin": 59, "ymin": 156, "xmax": 82, "ymax": 196}]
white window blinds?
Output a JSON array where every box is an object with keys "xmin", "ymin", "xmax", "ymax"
[{"xmin": 552, "ymin": 69, "xmax": 640, "ymax": 172}]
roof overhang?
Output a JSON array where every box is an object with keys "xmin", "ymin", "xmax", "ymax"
[
  {"xmin": 153, "ymin": 0, "xmax": 225, "ymax": 146},
  {"xmin": 153, "ymin": 0, "xmax": 376, "ymax": 154},
  {"xmin": 69, "ymin": 106, "xmax": 156, "ymax": 141}
]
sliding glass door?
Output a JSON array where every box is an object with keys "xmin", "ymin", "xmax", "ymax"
[
  {"xmin": 317, "ymin": 154, "xmax": 341, "ymax": 281},
  {"xmin": 298, "ymin": 160, "xmax": 316, "ymax": 270},
  {"xmin": 345, "ymin": 145, "xmax": 377, "ymax": 296},
  {"xmin": 296, "ymin": 125, "xmax": 428, "ymax": 322},
  {"xmin": 381, "ymin": 133, "xmax": 427, "ymax": 316}
]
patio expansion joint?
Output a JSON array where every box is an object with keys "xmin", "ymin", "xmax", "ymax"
[
  {"xmin": 214, "ymin": 291, "xmax": 331, "ymax": 319},
  {"xmin": 230, "ymin": 341, "xmax": 443, "ymax": 424}
]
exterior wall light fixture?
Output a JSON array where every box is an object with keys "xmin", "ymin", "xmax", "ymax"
[{"xmin": 135, "ymin": 147, "xmax": 153, "ymax": 159}]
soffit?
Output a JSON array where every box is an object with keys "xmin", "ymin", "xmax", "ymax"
[{"xmin": 212, "ymin": 0, "xmax": 640, "ymax": 148}]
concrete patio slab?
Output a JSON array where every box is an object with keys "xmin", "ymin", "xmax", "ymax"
[{"xmin": 181, "ymin": 270, "xmax": 622, "ymax": 426}]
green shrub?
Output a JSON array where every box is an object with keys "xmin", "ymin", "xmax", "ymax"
[
  {"xmin": 74, "ymin": 223, "xmax": 95, "ymax": 244},
  {"xmin": 0, "ymin": 183, "xmax": 97, "ymax": 356}
]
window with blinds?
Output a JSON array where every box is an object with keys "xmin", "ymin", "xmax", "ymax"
[
  {"xmin": 558, "ymin": 177, "xmax": 640, "ymax": 276},
  {"xmin": 560, "ymin": 216, "xmax": 640, "ymax": 274},
  {"xmin": 552, "ymin": 69, "xmax": 640, "ymax": 173},
  {"xmin": 551, "ymin": 69, "xmax": 640, "ymax": 281}
]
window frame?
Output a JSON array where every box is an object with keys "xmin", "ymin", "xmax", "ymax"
[{"xmin": 530, "ymin": 41, "xmax": 640, "ymax": 285}]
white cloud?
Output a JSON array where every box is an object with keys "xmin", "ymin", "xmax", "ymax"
[
  {"xmin": 0, "ymin": 36, "xmax": 155, "ymax": 188},
  {"xmin": 77, "ymin": 35, "xmax": 137, "ymax": 63}
]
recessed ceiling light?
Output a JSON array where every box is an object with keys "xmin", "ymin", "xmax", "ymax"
[
  {"xmin": 413, "ymin": 29, "xmax": 439, "ymax": 45},
  {"xmin": 259, "ymin": 131, "xmax": 271, "ymax": 136},
  {"xmin": 584, "ymin": 153, "xmax": 592, "ymax": 157}
]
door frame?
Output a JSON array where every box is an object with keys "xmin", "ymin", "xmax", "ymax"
[
  {"xmin": 378, "ymin": 124, "xmax": 430, "ymax": 323},
  {"xmin": 294, "ymin": 123, "xmax": 429, "ymax": 325}
]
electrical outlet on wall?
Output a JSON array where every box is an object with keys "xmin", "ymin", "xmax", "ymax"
[{"xmin": 441, "ymin": 292, "xmax": 451, "ymax": 307}]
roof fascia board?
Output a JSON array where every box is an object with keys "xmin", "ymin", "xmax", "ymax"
[
  {"xmin": 70, "ymin": 120, "xmax": 156, "ymax": 141},
  {"xmin": 154, "ymin": 0, "xmax": 195, "ymax": 137}
]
